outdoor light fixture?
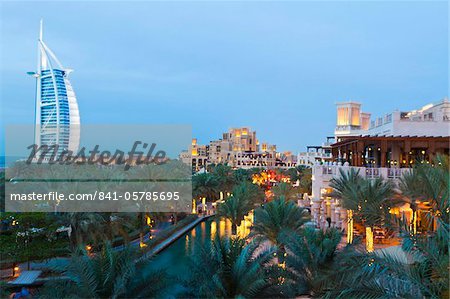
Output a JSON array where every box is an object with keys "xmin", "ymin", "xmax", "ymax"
[{"xmin": 13, "ymin": 266, "xmax": 20, "ymax": 277}]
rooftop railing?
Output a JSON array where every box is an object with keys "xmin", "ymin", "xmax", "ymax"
[{"xmin": 315, "ymin": 163, "xmax": 411, "ymax": 180}]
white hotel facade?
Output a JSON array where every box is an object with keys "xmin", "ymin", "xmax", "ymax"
[
  {"xmin": 307, "ymin": 99, "xmax": 450, "ymax": 230},
  {"xmin": 29, "ymin": 21, "xmax": 80, "ymax": 155}
]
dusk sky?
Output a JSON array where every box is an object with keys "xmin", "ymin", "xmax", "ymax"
[{"xmin": 1, "ymin": 1, "xmax": 448, "ymax": 155}]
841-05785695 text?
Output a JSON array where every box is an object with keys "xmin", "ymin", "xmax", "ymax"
[{"xmin": 10, "ymin": 191, "xmax": 181, "ymax": 201}]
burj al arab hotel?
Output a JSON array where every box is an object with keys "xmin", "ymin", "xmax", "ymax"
[{"xmin": 29, "ymin": 20, "xmax": 80, "ymax": 154}]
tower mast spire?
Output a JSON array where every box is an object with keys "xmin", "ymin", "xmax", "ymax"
[{"xmin": 39, "ymin": 19, "xmax": 43, "ymax": 41}]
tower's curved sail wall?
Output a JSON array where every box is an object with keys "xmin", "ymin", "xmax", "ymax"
[{"xmin": 33, "ymin": 21, "xmax": 80, "ymax": 155}]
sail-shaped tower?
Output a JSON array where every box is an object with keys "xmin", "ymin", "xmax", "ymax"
[{"xmin": 30, "ymin": 20, "xmax": 80, "ymax": 155}]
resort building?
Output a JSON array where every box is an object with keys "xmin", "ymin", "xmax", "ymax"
[
  {"xmin": 180, "ymin": 127, "xmax": 297, "ymax": 172},
  {"xmin": 186, "ymin": 138, "xmax": 209, "ymax": 171},
  {"xmin": 335, "ymin": 99, "xmax": 450, "ymax": 140},
  {"xmin": 306, "ymin": 99, "xmax": 450, "ymax": 233},
  {"xmin": 334, "ymin": 102, "xmax": 371, "ymax": 138},
  {"xmin": 29, "ymin": 20, "xmax": 80, "ymax": 156},
  {"xmin": 297, "ymin": 138, "xmax": 334, "ymax": 167},
  {"xmin": 275, "ymin": 151, "xmax": 298, "ymax": 168}
]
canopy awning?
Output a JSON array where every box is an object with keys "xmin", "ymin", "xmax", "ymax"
[{"xmin": 8, "ymin": 270, "xmax": 42, "ymax": 285}]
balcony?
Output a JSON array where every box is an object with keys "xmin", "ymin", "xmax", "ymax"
[{"xmin": 315, "ymin": 164, "xmax": 411, "ymax": 181}]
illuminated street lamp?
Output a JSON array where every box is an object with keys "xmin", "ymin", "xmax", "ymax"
[
  {"xmin": 12, "ymin": 264, "xmax": 20, "ymax": 277},
  {"xmin": 192, "ymin": 199, "xmax": 196, "ymax": 214},
  {"xmin": 202, "ymin": 197, "xmax": 207, "ymax": 215},
  {"xmin": 146, "ymin": 215, "xmax": 153, "ymax": 241}
]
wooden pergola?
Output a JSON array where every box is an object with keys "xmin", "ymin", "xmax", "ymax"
[{"xmin": 331, "ymin": 135, "xmax": 449, "ymax": 167}]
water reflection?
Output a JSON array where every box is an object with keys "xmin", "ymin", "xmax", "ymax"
[
  {"xmin": 219, "ymin": 218, "xmax": 227, "ymax": 237},
  {"xmin": 154, "ymin": 218, "xmax": 232, "ymax": 277},
  {"xmin": 201, "ymin": 221, "xmax": 206, "ymax": 243},
  {"xmin": 184, "ymin": 218, "xmax": 233, "ymax": 252},
  {"xmin": 210, "ymin": 221, "xmax": 217, "ymax": 239},
  {"xmin": 238, "ymin": 210, "xmax": 254, "ymax": 238},
  {"xmin": 151, "ymin": 216, "xmax": 254, "ymax": 296}
]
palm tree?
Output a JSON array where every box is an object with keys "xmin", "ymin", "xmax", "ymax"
[
  {"xmin": 40, "ymin": 244, "xmax": 171, "ymax": 298},
  {"xmin": 217, "ymin": 182, "xmax": 262, "ymax": 235},
  {"xmin": 290, "ymin": 165, "xmax": 313, "ymax": 195},
  {"xmin": 398, "ymin": 169, "xmax": 423, "ymax": 234},
  {"xmin": 281, "ymin": 228, "xmax": 342, "ymax": 297},
  {"xmin": 211, "ymin": 163, "xmax": 235, "ymax": 195},
  {"xmin": 234, "ymin": 180, "xmax": 265, "ymax": 204},
  {"xmin": 192, "ymin": 172, "xmax": 219, "ymax": 202},
  {"xmin": 251, "ymin": 197, "xmax": 310, "ymax": 261},
  {"xmin": 101, "ymin": 212, "xmax": 134, "ymax": 244},
  {"xmin": 59, "ymin": 212, "xmax": 106, "ymax": 250},
  {"xmin": 323, "ymin": 156, "xmax": 449, "ymax": 298},
  {"xmin": 183, "ymin": 235, "xmax": 281, "ymax": 298},
  {"xmin": 297, "ymin": 167, "xmax": 312, "ymax": 195},
  {"xmin": 409, "ymin": 155, "xmax": 449, "ymax": 227},
  {"xmin": 358, "ymin": 177, "xmax": 394, "ymax": 252},
  {"xmin": 331, "ymin": 169, "xmax": 393, "ymax": 251},
  {"xmin": 130, "ymin": 164, "xmax": 159, "ymax": 245},
  {"xmin": 320, "ymin": 244, "xmax": 426, "ymax": 298},
  {"xmin": 217, "ymin": 195, "xmax": 250, "ymax": 235},
  {"xmin": 323, "ymin": 215, "xmax": 449, "ymax": 298},
  {"xmin": 272, "ymin": 182, "xmax": 298, "ymax": 201},
  {"xmin": 233, "ymin": 168, "xmax": 252, "ymax": 183},
  {"xmin": 329, "ymin": 168, "xmax": 363, "ymax": 244}
]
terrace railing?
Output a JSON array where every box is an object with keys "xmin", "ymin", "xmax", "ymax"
[{"xmin": 315, "ymin": 164, "xmax": 411, "ymax": 181}]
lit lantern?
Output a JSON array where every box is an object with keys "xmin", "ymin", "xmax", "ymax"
[
  {"xmin": 192, "ymin": 199, "xmax": 196, "ymax": 214},
  {"xmin": 347, "ymin": 210, "xmax": 354, "ymax": 244},
  {"xmin": 366, "ymin": 227, "xmax": 374, "ymax": 252},
  {"xmin": 13, "ymin": 266, "xmax": 20, "ymax": 277},
  {"xmin": 413, "ymin": 211, "xmax": 417, "ymax": 235}
]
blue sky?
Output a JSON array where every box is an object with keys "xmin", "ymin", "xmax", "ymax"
[{"xmin": 1, "ymin": 1, "xmax": 448, "ymax": 155}]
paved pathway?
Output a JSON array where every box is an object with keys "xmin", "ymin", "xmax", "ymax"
[
  {"xmin": 114, "ymin": 222, "xmax": 171, "ymax": 251},
  {"xmin": 139, "ymin": 215, "xmax": 212, "ymax": 261}
]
